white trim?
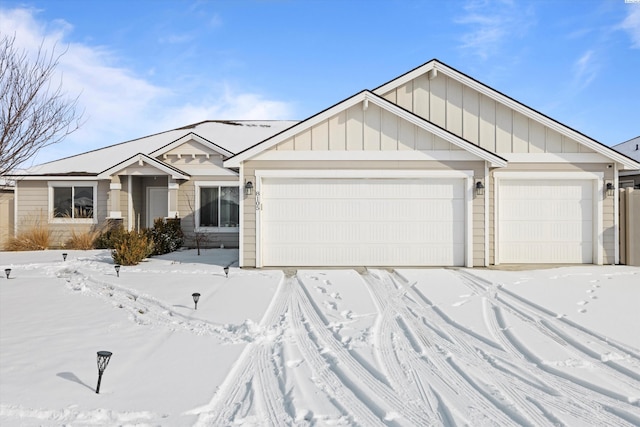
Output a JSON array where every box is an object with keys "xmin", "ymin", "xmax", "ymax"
[
  {"xmin": 47, "ymin": 181, "xmax": 98, "ymax": 224},
  {"xmin": 193, "ymin": 181, "xmax": 241, "ymax": 233},
  {"xmin": 373, "ymin": 60, "xmax": 639, "ymax": 171},
  {"xmin": 19, "ymin": 176, "xmax": 99, "ymax": 181},
  {"xmin": 239, "ymin": 169, "xmax": 245, "ymax": 268},
  {"xmin": 493, "ymin": 171, "xmax": 603, "ymax": 265},
  {"xmin": 13, "ymin": 183, "xmax": 18, "ymax": 238},
  {"xmin": 484, "ymin": 163, "xmax": 489, "ymax": 267},
  {"xmin": 108, "ymin": 211, "xmax": 122, "ymax": 219},
  {"xmin": 465, "ymin": 176, "xmax": 473, "ymax": 267},
  {"xmin": 98, "ymin": 153, "xmax": 189, "ymax": 180},
  {"xmin": 614, "ymin": 164, "xmax": 619, "ymax": 265},
  {"xmin": 493, "ymin": 171, "xmax": 603, "ymax": 180},
  {"xmin": 252, "ymin": 150, "xmax": 484, "ymax": 162},
  {"xmin": 127, "ymin": 176, "xmax": 133, "ymax": 231},
  {"xmin": 224, "ymin": 91, "xmax": 507, "ymax": 168},
  {"xmin": 149, "ymin": 132, "xmax": 234, "ymax": 158},
  {"xmin": 110, "ymin": 183, "xmax": 122, "ymax": 190},
  {"xmin": 168, "ymin": 182, "xmax": 180, "ymax": 190},
  {"xmin": 255, "ymin": 169, "xmax": 474, "ymax": 179},
  {"xmin": 254, "ymin": 169, "xmax": 474, "ymax": 268},
  {"xmin": 501, "ymin": 153, "xmax": 610, "ymax": 163}
]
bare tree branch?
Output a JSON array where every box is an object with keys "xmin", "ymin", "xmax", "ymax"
[{"xmin": 0, "ymin": 33, "xmax": 84, "ymax": 176}]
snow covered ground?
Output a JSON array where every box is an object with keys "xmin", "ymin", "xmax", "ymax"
[{"xmin": 1, "ymin": 249, "xmax": 639, "ymax": 426}]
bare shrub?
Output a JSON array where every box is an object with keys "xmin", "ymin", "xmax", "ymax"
[{"xmin": 6, "ymin": 219, "xmax": 51, "ymax": 250}]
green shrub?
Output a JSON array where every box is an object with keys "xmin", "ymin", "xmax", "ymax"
[
  {"xmin": 145, "ymin": 218, "xmax": 183, "ymax": 255},
  {"xmin": 111, "ymin": 230, "xmax": 154, "ymax": 266},
  {"xmin": 95, "ymin": 223, "xmax": 127, "ymax": 249}
]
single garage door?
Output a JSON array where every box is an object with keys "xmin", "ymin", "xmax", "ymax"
[
  {"xmin": 498, "ymin": 179, "xmax": 593, "ymax": 264},
  {"xmin": 260, "ymin": 177, "xmax": 466, "ymax": 266}
]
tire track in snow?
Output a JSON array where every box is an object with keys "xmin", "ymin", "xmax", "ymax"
[
  {"xmin": 192, "ymin": 275, "xmax": 294, "ymax": 426},
  {"xmin": 455, "ymin": 270, "xmax": 640, "ymax": 399},
  {"xmin": 293, "ymin": 276, "xmax": 434, "ymax": 426},
  {"xmin": 450, "ymin": 269, "xmax": 640, "ymax": 425},
  {"xmin": 385, "ymin": 269, "xmax": 622, "ymax": 426},
  {"xmin": 364, "ymin": 270, "xmax": 544, "ymax": 426}
]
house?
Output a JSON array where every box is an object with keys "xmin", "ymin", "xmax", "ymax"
[
  {"xmin": 7, "ymin": 120, "xmax": 297, "ymax": 249},
  {"xmin": 6, "ymin": 59, "xmax": 639, "ymax": 267},
  {"xmin": 612, "ymin": 136, "xmax": 640, "ymax": 189},
  {"xmin": 224, "ymin": 59, "xmax": 639, "ymax": 268}
]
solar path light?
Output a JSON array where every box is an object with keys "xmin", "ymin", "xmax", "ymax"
[
  {"xmin": 114, "ymin": 265, "xmax": 121, "ymax": 277},
  {"xmin": 95, "ymin": 351, "xmax": 113, "ymax": 394},
  {"xmin": 62, "ymin": 253, "xmax": 67, "ymax": 261},
  {"xmin": 192, "ymin": 293, "xmax": 201, "ymax": 310},
  {"xmin": 4, "ymin": 268, "xmax": 11, "ymax": 279},
  {"xmin": 223, "ymin": 266, "xmax": 229, "ymax": 278}
]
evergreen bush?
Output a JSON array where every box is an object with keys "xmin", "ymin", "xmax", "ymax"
[{"xmin": 146, "ymin": 218, "xmax": 183, "ymax": 255}]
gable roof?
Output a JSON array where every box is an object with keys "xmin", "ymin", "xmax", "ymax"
[
  {"xmin": 224, "ymin": 90, "xmax": 508, "ymax": 168},
  {"xmin": 150, "ymin": 132, "xmax": 234, "ymax": 158},
  {"xmin": 98, "ymin": 153, "xmax": 190, "ymax": 180},
  {"xmin": 373, "ymin": 59, "xmax": 639, "ymax": 170},
  {"xmin": 12, "ymin": 120, "xmax": 298, "ymax": 177},
  {"xmin": 611, "ymin": 136, "xmax": 640, "ymax": 163}
]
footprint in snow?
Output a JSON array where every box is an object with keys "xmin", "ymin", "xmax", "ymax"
[
  {"xmin": 590, "ymin": 295, "xmax": 598, "ymax": 300},
  {"xmin": 452, "ymin": 300, "xmax": 469, "ymax": 307},
  {"xmin": 577, "ymin": 300, "xmax": 588, "ymax": 306},
  {"xmin": 324, "ymin": 301, "xmax": 337, "ymax": 310},
  {"xmin": 315, "ymin": 286, "xmax": 326, "ymax": 294},
  {"xmin": 330, "ymin": 292, "xmax": 341, "ymax": 300},
  {"xmin": 323, "ymin": 279, "xmax": 332, "ymax": 286},
  {"xmin": 578, "ymin": 308, "xmax": 587, "ymax": 313},
  {"xmin": 341, "ymin": 310, "xmax": 353, "ymax": 320},
  {"xmin": 586, "ymin": 289, "xmax": 594, "ymax": 293}
]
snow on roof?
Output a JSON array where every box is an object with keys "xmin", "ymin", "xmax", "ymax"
[
  {"xmin": 611, "ymin": 136, "xmax": 640, "ymax": 162},
  {"xmin": 19, "ymin": 120, "xmax": 298, "ymax": 176}
]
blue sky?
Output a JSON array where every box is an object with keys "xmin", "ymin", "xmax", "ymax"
[{"xmin": 2, "ymin": 0, "xmax": 639, "ymax": 167}]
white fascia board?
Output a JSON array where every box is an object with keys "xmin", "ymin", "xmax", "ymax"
[
  {"xmin": 429, "ymin": 62, "xmax": 639, "ymax": 170},
  {"xmin": 224, "ymin": 91, "xmax": 372, "ymax": 168},
  {"xmin": 501, "ymin": 153, "xmax": 610, "ymax": 163},
  {"xmin": 98, "ymin": 154, "xmax": 189, "ymax": 180},
  {"xmin": 150, "ymin": 133, "xmax": 234, "ymax": 158},
  {"xmin": 372, "ymin": 60, "xmax": 438, "ymax": 96}
]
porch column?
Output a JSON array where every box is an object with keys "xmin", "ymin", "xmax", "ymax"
[
  {"xmin": 168, "ymin": 180, "xmax": 179, "ymax": 218},
  {"xmin": 109, "ymin": 181, "xmax": 122, "ymax": 218}
]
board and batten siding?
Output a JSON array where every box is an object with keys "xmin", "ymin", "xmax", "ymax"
[
  {"xmin": 380, "ymin": 73, "xmax": 595, "ymax": 155},
  {"xmin": 242, "ymin": 160, "xmax": 486, "ymax": 267}
]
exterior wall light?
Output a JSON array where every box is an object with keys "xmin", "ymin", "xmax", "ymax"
[
  {"xmin": 606, "ymin": 182, "xmax": 615, "ymax": 197},
  {"xmin": 244, "ymin": 181, "xmax": 254, "ymax": 196},
  {"xmin": 475, "ymin": 180, "xmax": 485, "ymax": 196}
]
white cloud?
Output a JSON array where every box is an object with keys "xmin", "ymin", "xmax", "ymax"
[
  {"xmin": 619, "ymin": 5, "xmax": 640, "ymax": 48},
  {"xmin": 0, "ymin": 7, "xmax": 293, "ymax": 165},
  {"xmin": 573, "ymin": 50, "xmax": 598, "ymax": 90},
  {"xmin": 455, "ymin": 0, "xmax": 534, "ymax": 59}
]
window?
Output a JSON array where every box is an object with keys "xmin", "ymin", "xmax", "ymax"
[
  {"xmin": 49, "ymin": 182, "xmax": 97, "ymax": 222},
  {"xmin": 196, "ymin": 183, "xmax": 239, "ymax": 230}
]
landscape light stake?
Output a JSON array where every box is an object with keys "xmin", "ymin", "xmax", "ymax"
[
  {"xmin": 62, "ymin": 253, "xmax": 67, "ymax": 261},
  {"xmin": 114, "ymin": 265, "xmax": 121, "ymax": 277},
  {"xmin": 192, "ymin": 293, "xmax": 201, "ymax": 310},
  {"xmin": 95, "ymin": 351, "xmax": 113, "ymax": 394},
  {"xmin": 223, "ymin": 266, "xmax": 229, "ymax": 278},
  {"xmin": 4, "ymin": 268, "xmax": 11, "ymax": 279}
]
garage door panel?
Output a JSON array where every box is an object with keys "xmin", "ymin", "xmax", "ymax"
[
  {"xmin": 499, "ymin": 179, "xmax": 593, "ymax": 264},
  {"xmin": 261, "ymin": 177, "xmax": 466, "ymax": 266}
]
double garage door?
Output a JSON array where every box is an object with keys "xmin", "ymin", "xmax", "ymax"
[{"xmin": 260, "ymin": 178, "xmax": 467, "ymax": 266}]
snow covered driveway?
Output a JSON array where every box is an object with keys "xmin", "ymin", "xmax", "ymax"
[{"xmin": 1, "ymin": 250, "xmax": 639, "ymax": 426}]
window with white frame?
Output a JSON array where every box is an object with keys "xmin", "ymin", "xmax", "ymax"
[
  {"xmin": 196, "ymin": 182, "xmax": 239, "ymax": 230},
  {"xmin": 49, "ymin": 182, "xmax": 97, "ymax": 222}
]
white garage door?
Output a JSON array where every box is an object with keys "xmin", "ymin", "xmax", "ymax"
[
  {"xmin": 498, "ymin": 179, "xmax": 593, "ymax": 264},
  {"xmin": 260, "ymin": 178, "xmax": 466, "ymax": 266}
]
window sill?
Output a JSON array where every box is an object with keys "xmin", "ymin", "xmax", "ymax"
[
  {"xmin": 195, "ymin": 227, "xmax": 239, "ymax": 233},
  {"xmin": 50, "ymin": 218, "xmax": 97, "ymax": 225}
]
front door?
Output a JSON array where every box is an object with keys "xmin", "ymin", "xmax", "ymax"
[{"xmin": 147, "ymin": 187, "xmax": 168, "ymax": 227}]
